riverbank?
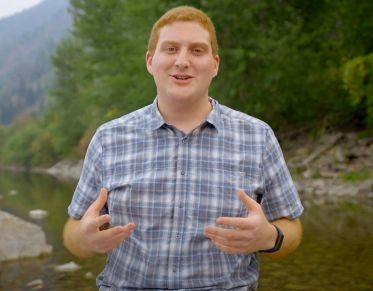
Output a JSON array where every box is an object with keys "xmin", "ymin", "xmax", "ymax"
[
  {"xmin": 281, "ymin": 131, "xmax": 373, "ymax": 205},
  {"xmin": 0, "ymin": 160, "xmax": 83, "ymax": 181},
  {"xmin": 2, "ymin": 131, "xmax": 373, "ymax": 204}
]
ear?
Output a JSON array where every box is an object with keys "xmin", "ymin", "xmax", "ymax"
[
  {"xmin": 146, "ymin": 51, "xmax": 153, "ymax": 75},
  {"xmin": 212, "ymin": 54, "xmax": 220, "ymax": 77}
]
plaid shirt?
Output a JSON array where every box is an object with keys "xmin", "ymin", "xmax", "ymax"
[{"xmin": 68, "ymin": 98, "xmax": 303, "ymax": 290}]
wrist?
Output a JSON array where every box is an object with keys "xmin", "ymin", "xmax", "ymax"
[{"xmin": 259, "ymin": 223, "xmax": 284, "ymax": 253}]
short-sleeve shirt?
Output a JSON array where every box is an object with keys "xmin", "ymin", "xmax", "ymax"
[{"xmin": 68, "ymin": 98, "xmax": 304, "ymax": 290}]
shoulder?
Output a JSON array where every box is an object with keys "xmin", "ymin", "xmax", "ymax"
[
  {"xmin": 96, "ymin": 104, "xmax": 152, "ymax": 136},
  {"xmin": 217, "ymin": 103, "xmax": 274, "ymax": 137}
]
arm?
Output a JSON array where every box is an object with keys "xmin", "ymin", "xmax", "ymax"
[
  {"xmin": 204, "ymin": 189, "xmax": 302, "ymax": 258},
  {"xmin": 265, "ymin": 217, "xmax": 302, "ymax": 259},
  {"xmin": 63, "ymin": 188, "xmax": 135, "ymax": 258}
]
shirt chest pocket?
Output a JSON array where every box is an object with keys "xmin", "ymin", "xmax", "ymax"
[
  {"xmin": 185, "ymin": 168, "xmax": 262, "ymax": 228},
  {"xmin": 107, "ymin": 168, "xmax": 174, "ymax": 227}
]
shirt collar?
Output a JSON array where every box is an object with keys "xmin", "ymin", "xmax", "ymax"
[
  {"xmin": 148, "ymin": 98, "xmax": 167, "ymax": 131},
  {"xmin": 205, "ymin": 97, "xmax": 221, "ymax": 131},
  {"xmin": 147, "ymin": 97, "xmax": 222, "ymax": 132}
]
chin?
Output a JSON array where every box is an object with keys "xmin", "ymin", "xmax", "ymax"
[{"xmin": 165, "ymin": 91, "xmax": 195, "ymax": 102}]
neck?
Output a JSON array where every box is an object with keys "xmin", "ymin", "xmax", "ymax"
[{"xmin": 157, "ymin": 96, "xmax": 212, "ymax": 134}]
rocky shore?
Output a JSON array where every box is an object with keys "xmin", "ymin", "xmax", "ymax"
[
  {"xmin": 281, "ymin": 131, "xmax": 373, "ymax": 205},
  {"xmin": 42, "ymin": 131, "xmax": 373, "ymax": 204}
]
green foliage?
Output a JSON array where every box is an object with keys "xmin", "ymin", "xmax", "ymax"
[
  {"xmin": 47, "ymin": 37, "xmax": 87, "ymax": 156},
  {"xmin": 0, "ymin": 117, "xmax": 58, "ymax": 167},
  {"xmin": 342, "ymin": 53, "xmax": 373, "ymax": 126},
  {"xmin": 1, "ymin": 0, "xmax": 373, "ymax": 165},
  {"xmin": 67, "ymin": 0, "xmax": 161, "ymax": 122},
  {"xmin": 0, "ymin": 120, "xmax": 40, "ymax": 167}
]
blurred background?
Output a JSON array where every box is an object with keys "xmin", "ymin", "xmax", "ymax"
[{"xmin": 0, "ymin": 0, "xmax": 372, "ymax": 290}]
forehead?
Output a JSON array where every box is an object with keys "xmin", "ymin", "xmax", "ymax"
[{"xmin": 157, "ymin": 21, "xmax": 211, "ymax": 45}]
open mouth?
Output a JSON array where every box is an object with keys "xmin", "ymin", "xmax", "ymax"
[{"xmin": 172, "ymin": 74, "xmax": 192, "ymax": 80}]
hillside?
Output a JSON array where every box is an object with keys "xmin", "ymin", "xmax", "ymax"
[{"xmin": 0, "ymin": 0, "xmax": 71, "ymax": 125}]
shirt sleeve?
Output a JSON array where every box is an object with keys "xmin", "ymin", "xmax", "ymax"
[
  {"xmin": 261, "ymin": 127, "xmax": 304, "ymax": 221},
  {"xmin": 67, "ymin": 129, "xmax": 104, "ymax": 219}
]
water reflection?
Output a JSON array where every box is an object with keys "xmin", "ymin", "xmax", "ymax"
[{"xmin": 0, "ymin": 171, "xmax": 372, "ymax": 290}]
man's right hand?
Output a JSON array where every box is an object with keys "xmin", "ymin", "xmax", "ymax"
[{"xmin": 63, "ymin": 188, "xmax": 135, "ymax": 258}]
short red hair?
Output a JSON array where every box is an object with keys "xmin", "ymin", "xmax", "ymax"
[{"xmin": 147, "ymin": 6, "xmax": 218, "ymax": 55}]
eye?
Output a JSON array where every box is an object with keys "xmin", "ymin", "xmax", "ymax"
[
  {"xmin": 192, "ymin": 47, "xmax": 205, "ymax": 55},
  {"xmin": 165, "ymin": 46, "xmax": 177, "ymax": 53}
]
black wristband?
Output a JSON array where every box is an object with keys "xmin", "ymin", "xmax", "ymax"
[{"xmin": 259, "ymin": 224, "xmax": 284, "ymax": 253}]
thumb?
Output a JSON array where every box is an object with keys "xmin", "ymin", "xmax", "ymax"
[
  {"xmin": 89, "ymin": 188, "xmax": 108, "ymax": 214},
  {"xmin": 238, "ymin": 189, "xmax": 259, "ymax": 212}
]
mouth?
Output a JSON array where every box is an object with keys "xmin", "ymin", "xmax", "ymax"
[{"xmin": 171, "ymin": 74, "xmax": 193, "ymax": 80}]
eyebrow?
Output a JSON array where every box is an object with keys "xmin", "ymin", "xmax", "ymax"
[{"xmin": 160, "ymin": 40, "xmax": 210, "ymax": 49}]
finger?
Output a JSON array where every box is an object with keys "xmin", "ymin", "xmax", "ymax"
[
  {"xmin": 106, "ymin": 224, "xmax": 136, "ymax": 244},
  {"xmin": 238, "ymin": 189, "xmax": 260, "ymax": 212},
  {"xmin": 87, "ymin": 188, "xmax": 108, "ymax": 214},
  {"xmin": 205, "ymin": 226, "xmax": 254, "ymax": 248},
  {"xmin": 205, "ymin": 232, "xmax": 253, "ymax": 249},
  {"xmin": 215, "ymin": 216, "xmax": 251, "ymax": 229},
  {"xmin": 205, "ymin": 225, "xmax": 244, "ymax": 240},
  {"xmin": 211, "ymin": 240, "xmax": 245, "ymax": 254},
  {"xmin": 92, "ymin": 223, "xmax": 136, "ymax": 253},
  {"xmin": 99, "ymin": 223, "xmax": 135, "ymax": 241},
  {"xmin": 92, "ymin": 214, "xmax": 111, "ymax": 229}
]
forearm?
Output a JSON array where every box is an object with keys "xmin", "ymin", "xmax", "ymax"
[
  {"xmin": 264, "ymin": 218, "xmax": 302, "ymax": 259},
  {"xmin": 63, "ymin": 218, "xmax": 96, "ymax": 258}
]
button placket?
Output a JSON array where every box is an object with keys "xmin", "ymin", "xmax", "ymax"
[{"xmin": 168, "ymin": 133, "xmax": 189, "ymax": 286}]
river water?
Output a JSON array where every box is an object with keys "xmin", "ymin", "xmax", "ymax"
[{"xmin": 0, "ymin": 171, "xmax": 372, "ymax": 291}]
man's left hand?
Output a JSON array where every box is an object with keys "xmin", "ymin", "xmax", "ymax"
[{"xmin": 204, "ymin": 189, "xmax": 277, "ymax": 254}]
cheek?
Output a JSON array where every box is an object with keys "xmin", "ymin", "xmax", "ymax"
[
  {"xmin": 199, "ymin": 66, "xmax": 217, "ymax": 82},
  {"xmin": 152, "ymin": 62, "xmax": 171, "ymax": 79}
]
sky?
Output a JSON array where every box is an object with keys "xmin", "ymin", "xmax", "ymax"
[{"xmin": 0, "ymin": 0, "xmax": 44, "ymax": 19}]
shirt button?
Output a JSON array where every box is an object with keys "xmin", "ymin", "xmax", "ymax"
[
  {"xmin": 173, "ymin": 267, "xmax": 177, "ymax": 273},
  {"xmin": 181, "ymin": 170, "xmax": 185, "ymax": 175},
  {"xmin": 182, "ymin": 137, "xmax": 187, "ymax": 144}
]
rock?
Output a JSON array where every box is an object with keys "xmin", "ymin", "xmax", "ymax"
[
  {"xmin": 9, "ymin": 189, "xmax": 18, "ymax": 196},
  {"xmin": 333, "ymin": 146, "xmax": 345, "ymax": 163},
  {"xmin": 26, "ymin": 279, "xmax": 44, "ymax": 290},
  {"xmin": 312, "ymin": 179, "xmax": 326, "ymax": 189},
  {"xmin": 85, "ymin": 271, "xmax": 94, "ymax": 279},
  {"xmin": 29, "ymin": 209, "xmax": 48, "ymax": 220},
  {"xmin": 46, "ymin": 160, "xmax": 83, "ymax": 180},
  {"xmin": 0, "ymin": 211, "xmax": 52, "ymax": 261},
  {"xmin": 356, "ymin": 179, "xmax": 373, "ymax": 195},
  {"xmin": 54, "ymin": 261, "xmax": 81, "ymax": 272},
  {"xmin": 302, "ymin": 170, "xmax": 312, "ymax": 179}
]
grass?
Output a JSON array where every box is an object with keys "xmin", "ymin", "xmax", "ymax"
[{"xmin": 340, "ymin": 169, "xmax": 373, "ymax": 182}]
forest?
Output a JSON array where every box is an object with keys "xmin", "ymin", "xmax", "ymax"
[{"xmin": 0, "ymin": 0, "xmax": 372, "ymax": 168}]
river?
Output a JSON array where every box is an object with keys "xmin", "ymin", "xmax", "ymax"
[{"xmin": 0, "ymin": 171, "xmax": 372, "ymax": 290}]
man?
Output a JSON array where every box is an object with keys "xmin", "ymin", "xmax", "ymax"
[{"xmin": 63, "ymin": 6, "xmax": 303, "ymax": 291}]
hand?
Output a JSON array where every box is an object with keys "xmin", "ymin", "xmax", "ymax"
[
  {"xmin": 204, "ymin": 189, "xmax": 277, "ymax": 254},
  {"xmin": 76, "ymin": 188, "xmax": 135, "ymax": 254}
]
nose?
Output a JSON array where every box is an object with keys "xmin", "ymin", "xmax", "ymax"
[{"xmin": 175, "ymin": 49, "xmax": 189, "ymax": 69}]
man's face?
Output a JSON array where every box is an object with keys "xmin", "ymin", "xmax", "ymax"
[{"xmin": 146, "ymin": 21, "xmax": 219, "ymax": 104}]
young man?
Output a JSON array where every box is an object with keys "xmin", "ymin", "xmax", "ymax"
[{"xmin": 64, "ymin": 6, "xmax": 303, "ymax": 291}]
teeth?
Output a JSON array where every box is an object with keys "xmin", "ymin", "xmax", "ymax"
[{"xmin": 175, "ymin": 76, "xmax": 189, "ymax": 80}]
